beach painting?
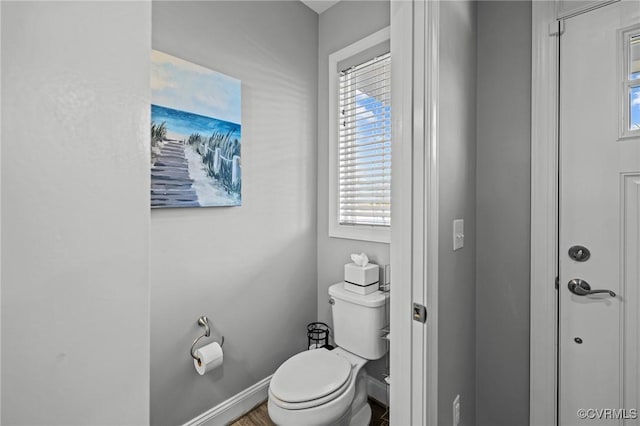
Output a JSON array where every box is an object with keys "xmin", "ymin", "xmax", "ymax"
[{"xmin": 151, "ymin": 50, "xmax": 241, "ymax": 208}]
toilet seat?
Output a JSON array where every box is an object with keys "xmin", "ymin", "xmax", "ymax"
[
  {"xmin": 269, "ymin": 349, "xmax": 352, "ymax": 409},
  {"xmin": 269, "ymin": 376, "xmax": 351, "ymax": 410}
]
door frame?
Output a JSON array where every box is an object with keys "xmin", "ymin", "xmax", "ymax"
[
  {"xmin": 529, "ymin": 1, "xmax": 621, "ymax": 424},
  {"xmin": 530, "ymin": 2, "xmax": 559, "ymax": 424},
  {"xmin": 390, "ymin": 0, "xmax": 439, "ymax": 425}
]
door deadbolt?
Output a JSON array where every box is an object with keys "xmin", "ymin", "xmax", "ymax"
[{"xmin": 568, "ymin": 245, "xmax": 590, "ymax": 262}]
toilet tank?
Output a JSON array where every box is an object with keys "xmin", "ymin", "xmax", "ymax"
[{"xmin": 328, "ymin": 282, "xmax": 389, "ymax": 360}]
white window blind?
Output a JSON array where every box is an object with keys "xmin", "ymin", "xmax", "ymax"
[{"xmin": 338, "ymin": 52, "xmax": 391, "ymax": 227}]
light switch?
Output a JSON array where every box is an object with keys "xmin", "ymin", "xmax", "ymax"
[{"xmin": 453, "ymin": 219, "xmax": 464, "ymax": 251}]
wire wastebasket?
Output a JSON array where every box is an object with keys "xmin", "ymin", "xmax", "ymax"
[{"xmin": 307, "ymin": 322, "xmax": 332, "ymax": 350}]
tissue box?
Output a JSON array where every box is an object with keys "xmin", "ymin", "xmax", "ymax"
[{"xmin": 344, "ymin": 263, "xmax": 379, "ymax": 295}]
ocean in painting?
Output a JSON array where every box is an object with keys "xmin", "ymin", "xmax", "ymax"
[{"xmin": 151, "ymin": 104, "xmax": 240, "ymax": 141}]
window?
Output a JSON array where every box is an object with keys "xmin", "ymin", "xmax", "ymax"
[
  {"xmin": 621, "ymin": 25, "xmax": 640, "ymax": 138},
  {"xmin": 329, "ymin": 27, "xmax": 391, "ymax": 243}
]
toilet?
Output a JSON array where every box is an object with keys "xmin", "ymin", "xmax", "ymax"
[{"xmin": 268, "ymin": 282, "xmax": 389, "ymax": 426}]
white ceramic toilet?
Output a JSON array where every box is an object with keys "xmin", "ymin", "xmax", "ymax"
[{"xmin": 268, "ymin": 282, "xmax": 388, "ymax": 426}]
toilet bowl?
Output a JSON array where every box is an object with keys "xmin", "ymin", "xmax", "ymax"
[
  {"xmin": 267, "ymin": 347, "xmax": 370, "ymax": 426},
  {"xmin": 267, "ymin": 282, "xmax": 389, "ymax": 426}
]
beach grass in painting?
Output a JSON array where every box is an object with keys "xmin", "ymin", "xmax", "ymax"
[{"xmin": 151, "ymin": 50, "xmax": 241, "ymax": 208}]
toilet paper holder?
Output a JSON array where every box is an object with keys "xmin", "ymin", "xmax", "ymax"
[{"xmin": 190, "ymin": 316, "xmax": 224, "ymax": 361}]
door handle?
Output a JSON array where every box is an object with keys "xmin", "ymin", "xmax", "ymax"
[{"xmin": 567, "ymin": 278, "xmax": 616, "ymax": 297}]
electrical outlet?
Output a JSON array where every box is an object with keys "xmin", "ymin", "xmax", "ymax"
[{"xmin": 453, "ymin": 394, "xmax": 461, "ymax": 426}]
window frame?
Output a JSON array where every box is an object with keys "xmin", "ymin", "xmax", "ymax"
[
  {"xmin": 619, "ymin": 24, "xmax": 640, "ymax": 140},
  {"xmin": 328, "ymin": 26, "xmax": 391, "ymax": 243}
]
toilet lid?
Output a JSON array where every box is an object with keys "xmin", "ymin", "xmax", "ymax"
[{"xmin": 270, "ymin": 348, "xmax": 351, "ymax": 403}]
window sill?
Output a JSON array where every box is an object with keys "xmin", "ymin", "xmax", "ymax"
[{"xmin": 329, "ymin": 223, "xmax": 390, "ymax": 244}]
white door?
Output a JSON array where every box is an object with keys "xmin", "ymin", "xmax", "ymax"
[{"xmin": 560, "ymin": 2, "xmax": 640, "ymax": 425}]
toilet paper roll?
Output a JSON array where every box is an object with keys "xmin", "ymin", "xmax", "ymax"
[{"xmin": 193, "ymin": 342, "xmax": 223, "ymax": 375}]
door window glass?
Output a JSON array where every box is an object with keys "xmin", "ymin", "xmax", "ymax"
[
  {"xmin": 622, "ymin": 28, "xmax": 640, "ymax": 137},
  {"xmin": 631, "ymin": 86, "xmax": 640, "ymax": 131},
  {"xmin": 631, "ymin": 34, "xmax": 640, "ymax": 80}
]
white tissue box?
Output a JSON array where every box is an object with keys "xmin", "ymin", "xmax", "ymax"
[{"xmin": 344, "ymin": 263, "xmax": 379, "ymax": 294}]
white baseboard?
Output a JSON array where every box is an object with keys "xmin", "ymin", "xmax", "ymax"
[
  {"xmin": 182, "ymin": 375, "xmax": 272, "ymax": 426},
  {"xmin": 182, "ymin": 373, "xmax": 389, "ymax": 426},
  {"xmin": 367, "ymin": 376, "xmax": 389, "ymax": 406}
]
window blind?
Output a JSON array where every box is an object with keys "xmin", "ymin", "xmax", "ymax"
[{"xmin": 339, "ymin": 52, "xmax": 391, "ymax": 227}]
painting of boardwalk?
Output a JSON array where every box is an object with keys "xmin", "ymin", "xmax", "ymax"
[{"xmin": 151, "ymin": 50, "xmax": 241, "ymax": 208}]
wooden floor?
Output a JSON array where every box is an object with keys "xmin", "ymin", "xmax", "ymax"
[{"xmin": 229, "ymin": 398, "xmax": 388, "ymax": 426}]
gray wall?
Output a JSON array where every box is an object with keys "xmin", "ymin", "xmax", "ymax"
[
  {"xmin": 475, "ymin": 2, "xmax": 532, "ymax": 425},
  {"xmin": 317, "ymin": 0, "xmax": 390, "ymax": 383},
  {"xmin": 1, "ymin": 2, "xmax": 151, "ymax": 424},
  {"xmin": 437, "ymin": 1, "xmax": 477, "ymax": 425},
  {"xmin": 151, "ymin": 2, "xmax": 318, "ymax": 425}
]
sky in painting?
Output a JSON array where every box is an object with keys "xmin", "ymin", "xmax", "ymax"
[{"xmin": 151, "ymin": 50, "xmax": 241, "ymax": 125}]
